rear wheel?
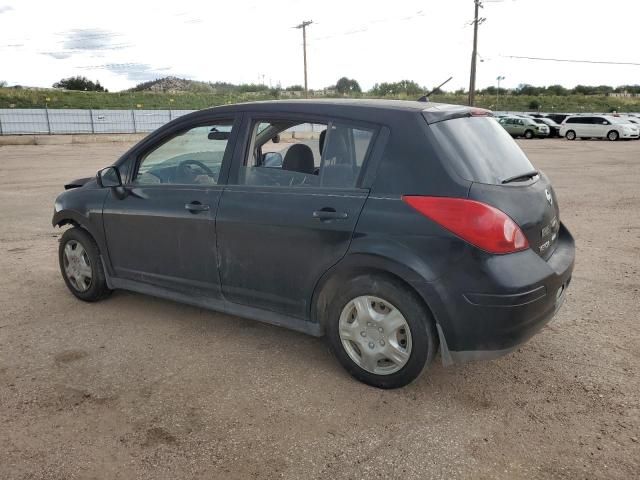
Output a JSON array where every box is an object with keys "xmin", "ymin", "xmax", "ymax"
[
  {"xmin": 524, "ymin": 129, "xmax": 534, "ymax": 139},
  {"xmin": 59, "ymin": 227, "xmax": 111, "ymax": 302},
  {"xmin": 326, "ymin": 275, "xmax": 437, "ymax": 389},
  {"xmin": 565, "ymin": 130, "xmax": 576, "ymax": 140},
  {"xmin": 607, "ymin": 130, "xmax": 619, "ymax": 141}
]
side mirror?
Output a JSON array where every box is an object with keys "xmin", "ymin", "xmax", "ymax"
[
  {"xmin": 263, "ymin": 152, "xmax": 283, "ymax": 168},
  {"xmin": 96, "ymin": 166, "xmax": 122, "ymax": 188}
]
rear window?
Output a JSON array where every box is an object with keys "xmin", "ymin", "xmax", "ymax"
[{"xmin": 428, "ymin": 117, "xmax": 535, "ymax": 185}]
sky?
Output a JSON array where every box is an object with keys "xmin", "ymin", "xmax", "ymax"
[{"xmin": 1, "ymin": 0, "xmax": 639, "ymax": 92}]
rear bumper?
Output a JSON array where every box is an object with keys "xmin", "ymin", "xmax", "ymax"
[{"xmin": 419, "ymin": 223, "xmax": 575, "ymax": 364}]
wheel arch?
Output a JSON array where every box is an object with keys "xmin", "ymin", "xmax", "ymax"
[
  {"xmin": 52, "ymin": 209, "xmax": 111, "ymax": 275},
  {"xmin": 53, "ymin": 209, "xmax": 98, "ymax": 239},
  {"xmin": 310, "ymin": 253, "xmax": 440, "ymax": 330}
]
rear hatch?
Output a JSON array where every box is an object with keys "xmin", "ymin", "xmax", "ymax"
[{"xmin": 427, "ymin": 114, "xmax": 561, "ymax": 259}]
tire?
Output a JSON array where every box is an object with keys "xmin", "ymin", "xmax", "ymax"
[
  {"xmin": 58, "ymin": 227, "xmax": 111, "ymax": 302},
  {"xmin": 607, "ymin": 130, "xmax": 619, "ymax": 141},
  {"xmin": 325, "ymin": 275, "xmax": 437, "ymax": 389},
  {"xmin": 524, "ymin": 130, "xmax": 534, "ymax": 139},
  {"xmin": 565, "ymin": 130, "xmax": 576, "ymax": 141}
]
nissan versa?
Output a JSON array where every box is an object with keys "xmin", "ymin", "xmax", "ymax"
[{"xmin": 52, "ymin": 100, "xmax": 575, "ymax": 388}]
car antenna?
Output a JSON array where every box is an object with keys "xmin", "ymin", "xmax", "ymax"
[{"xmin": 418, "ymin": 76, "xmax": 453, "ymax": 102}]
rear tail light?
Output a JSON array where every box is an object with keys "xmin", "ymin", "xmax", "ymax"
[{"xmin": 402, "ymin": 196, "xmax": 529, "ymax": 254}]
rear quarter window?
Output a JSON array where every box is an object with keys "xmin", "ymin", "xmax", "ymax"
[{"xmin": 428, "ymin": 116, "xmax": 535, "ymax": 185}]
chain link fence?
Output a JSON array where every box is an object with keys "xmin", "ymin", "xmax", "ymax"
[{"xmin": 0, "ymin": 109, "xmax": 195, "ymax": 135}]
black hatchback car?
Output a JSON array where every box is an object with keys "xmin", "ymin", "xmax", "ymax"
[{"xmin": 53, "ymin": 100, "xmax": 575, "ymax": 388}]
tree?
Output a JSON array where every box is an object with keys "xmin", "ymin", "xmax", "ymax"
[
  {"xmin": 545, "ymin": 84, "xmax": 568, "ymax": 96},
  {"xmin": 515, "ymin": 84, "xmax": 542, "ymax": 96},
  {"xmin": 335, "ymin": 77, "xmax": 361, "ymax": 95},
  {"xmin": 370, "ymin": 80, "xmax": 423, "ymax": 97},
  {"xmin": 0, "ymin": 80, "xmax": 7, "ymax": 88},
  {"xmin": 528, "ymin": 100, "xmax": 541, "ymax": 111},
  {"xmin": 53, "ymin": 76, "xmax": 106, "ymax": 92}
]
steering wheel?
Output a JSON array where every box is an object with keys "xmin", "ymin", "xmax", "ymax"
[{"xmin": 176, "ymin": 159, "xmax": 215, "ymax": 183}]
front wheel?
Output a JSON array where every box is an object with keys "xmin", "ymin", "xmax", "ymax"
[
  {"xmin": 607, "ymin": 130, "xmax": 619, "ymax": 141},
  {"xmin": 59, "ymin": 227, "xmax": 111, "ymax": 302},
  {"xmin": 565, "ymin": 130, "xmax": 576, "ymax": 140},
  {"xmin": 524, "ymin": 129, "xmax": 534, "ymax": 139},
  {"xmin": 326, "ymin": 275, "xmax": 437, "ymax": 389}
]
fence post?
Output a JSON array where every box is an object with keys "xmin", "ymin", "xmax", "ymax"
[
  {"xmin": 89, "ymin": 109, "xmax": 95, "ymax": 134},
  {"xmin": 0, "ymin": 113, "xmax": 3, "ymax": 136},
  {"xmin": 131, "ymin": 109, "xmax": 137, "ymax": 133},
  {"xmin": 45, "ymin": 106, "xmax": 52, "ymax": 135}
]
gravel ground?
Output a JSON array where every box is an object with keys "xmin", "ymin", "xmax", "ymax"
[{"xmin": 0, "ymin": 139, "xmax": 638, "ymax": 479}]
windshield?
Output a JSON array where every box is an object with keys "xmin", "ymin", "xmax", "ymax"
[{"xmin": 429, "ymin": 117, "xmax": 536, "ymax": 185}]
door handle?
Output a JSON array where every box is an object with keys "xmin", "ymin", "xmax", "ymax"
[
  {"xmin": 185, "ymin": 201, "xmax": 210, "ymax": 213},
  {"xmin": 312, "ymin": 208, "xmax": 348, "ymax": 221}
]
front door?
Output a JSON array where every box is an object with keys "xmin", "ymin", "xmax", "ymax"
[
  {"xmin": 216, "ymin": 116, "xmax": 378, "ymax": 319},
  {"xmin": 103, "ymin": 119, "xmax": 238, "ymax": 296}
]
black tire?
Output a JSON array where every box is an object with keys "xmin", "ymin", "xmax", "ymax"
[
  {"xmin": 58, "ymin": 227, "xmax": 111, "ymax": 302},
  {"xmin": 325, "ymin": 274, "xmax": 437, "ymax": 389},
  {"xmin": 565, "ymin": 130, "xmax": 576, "ymax": 141},
  {"xmin": 607, "ymin": 130, "xmax": 619, "ymax": 141},
  {"xmin": 524, "ymin": 129, "xmax": 534, "ymax": 139}
]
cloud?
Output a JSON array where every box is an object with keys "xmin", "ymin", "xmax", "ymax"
[
  {"xmin": 39, "ymin": 28, "xmax": 129, "ymax": 61},
  {"xmin": 62, "ymin": 28, "xmax": 121, "ymax": 51},
  {"xmin": 41, "ymin": 51, "xmax": 72, "ymax": 60},
  {"xmin": 0, "ymin": 5, "xmax": 13, "ymax": 14},
  {"xmin": 82, "ymin": 62, "xmax": 187, "ymax": 82}
]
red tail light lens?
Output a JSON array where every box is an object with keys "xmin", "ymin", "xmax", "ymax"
[{"xmin": 402, "ymin": 196, "xmax": 529, "ymax": 254}]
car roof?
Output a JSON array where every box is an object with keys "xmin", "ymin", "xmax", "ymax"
[{"xmin": 198, "ymin": 99, "xmax": 490, "ymax": 124}]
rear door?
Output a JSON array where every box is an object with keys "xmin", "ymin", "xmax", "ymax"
[{"xmin": 216, "ymin": 114, "xmax": 378, "ymax": 319}]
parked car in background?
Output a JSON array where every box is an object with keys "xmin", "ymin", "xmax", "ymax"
[
  {"xmin": 546, "ymin": 113, "xmax": 572, "ymax": 125},
  {"xmin": 532, "ymin": 117, "xmax": 562, "ymax": 137},
  {"xmin": 51, "ymin": 99, "xmax": 574, "ymax": 389},
  {"xmin": 499, "ymin": 116, "xmax": 549, "ymax": 138},
  {"xmin": 560, "ymin": 115, "xmax": 640, "ymax": 141},
  {"xmin": 624, "ymin": 117, "xmax": 640, "ymax": 138}
]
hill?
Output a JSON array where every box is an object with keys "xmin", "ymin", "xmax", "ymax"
[{"xmin": 127, "ymin": 76, "xmax": 217, "ymax": 93}]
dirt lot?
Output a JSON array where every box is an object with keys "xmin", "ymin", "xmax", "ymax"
[{"xmin": 1, "ymin": 139, "xmax": 638, "ymax": 479}]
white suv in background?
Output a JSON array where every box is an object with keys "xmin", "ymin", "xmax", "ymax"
[{"xmin": 560, "ymin": 115, "xmax": 640, "ymax": 141}]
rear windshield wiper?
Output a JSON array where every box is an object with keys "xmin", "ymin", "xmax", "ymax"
[{"xmin": 501, "ymin": 170, "xmax": 539, "ymax": 184}]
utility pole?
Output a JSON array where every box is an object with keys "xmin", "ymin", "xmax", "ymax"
[
  {"xmin": 496, "ymin": 75, "xmax": 505, "ymax": 110},
  {"xmin": 468, "ymin": 0, "xmax": 484, "ymax": 106},
  {"xmin": 295, "ymin": 20, "xmax": 313, "ymax": 98}
]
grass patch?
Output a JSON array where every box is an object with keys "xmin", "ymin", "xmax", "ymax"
[{"xmin": 2, "ymin": 88, "xmax": 639, "ymax": 113}]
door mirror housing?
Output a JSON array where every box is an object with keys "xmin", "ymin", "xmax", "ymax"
[
  {"xmin": 97, "ymin": 166, "xmax": 122, "ymax": 188},
  {"xmin": 263, "ymin": 152, "xmax": 283, "ymax": 168}
]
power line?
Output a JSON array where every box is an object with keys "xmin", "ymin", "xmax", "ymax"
[{"xmin": 502, "ymin": 55, "xmax": 640, "ymax": 66}]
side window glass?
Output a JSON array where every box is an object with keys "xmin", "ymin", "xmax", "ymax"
[
  {"xmin": 135, "ymin": 122, "xmax": 233, "ymax": 185},
  {"xmin": 237, "ymin": 120, "xmax": 375, "ymax": 189},
  {"xmin": 320, "ymin": 123, "xmax": 374, "ymax": 187}
]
